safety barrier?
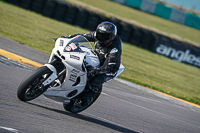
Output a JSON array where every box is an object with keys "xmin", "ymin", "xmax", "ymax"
[
  {"xmin": 113, "ymin": 0, "xmax": 200, "ymax": 30},
  {"xmin": 3, "ymin": 0, "xmax": 200, "ymax": 68}
]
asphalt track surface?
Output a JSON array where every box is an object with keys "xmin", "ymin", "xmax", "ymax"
[{"xmin": 0, "ymin": 36, "xmax": 200, "ymax": 133}]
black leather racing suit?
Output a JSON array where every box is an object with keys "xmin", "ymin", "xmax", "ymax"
[{"xmin": 68, "ymin": 31, "xmax": 122, "ymax": 88}]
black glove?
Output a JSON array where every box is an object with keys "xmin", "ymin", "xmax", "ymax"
[
  {"xmin": 86, "ymin": 65, "xmax": 93, "ymax": 71},
  {"xmin": 66, "ymin": 34, "xmax": 80, "ymax": 38},
  {"xmin": 86, "ymin": 65, "xmax": 96, "ymax": 80},
  {"xmin": 60, "ymin": 35, "xmax": 73, "ymax": 38},
  {"xmin": 65, "ymin": 35, "xmax": 72, "ymax": 38},
  {"xmin": 60, "ymin": 36, "xmax": 66, "ymax": 38}
]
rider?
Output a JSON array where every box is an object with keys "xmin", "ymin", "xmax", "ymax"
[{"xmin": 66, "ymin": 21, "xmax": 122, "ymax": 93}]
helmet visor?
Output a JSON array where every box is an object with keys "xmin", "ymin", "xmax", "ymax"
[{"xmin": 96, "ymin": 31, "xmax": 111, "ymax": 42}]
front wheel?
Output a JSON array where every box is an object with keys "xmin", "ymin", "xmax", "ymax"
[
  {"xmin": 17, "ymin": 66, "xmax": 52, "ymax": 101},
  {"xmin": 63, "ymin": 91, "xmax": 101, "ymax": 113}
]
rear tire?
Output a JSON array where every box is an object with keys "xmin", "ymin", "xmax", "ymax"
[
  {"xmin": 63, "ymin": 91, "xmax": 101, "ymax": 114},
  {"xmin": 17, "ymin": 66, "xmax": 52, "ymax": 101}
]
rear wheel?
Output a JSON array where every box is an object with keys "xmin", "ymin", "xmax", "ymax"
[
  {"xmin": 63, "ymin": 91, "xmax": 101, "ymax": 113},
  {"xmin": 17, "ymin": 66, "xmax": 52, "ymax": 101}
]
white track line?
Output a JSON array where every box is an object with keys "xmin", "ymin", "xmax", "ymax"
[
  {"xmin": 0, "ymin": 126, "xmax": 18, "ymax": 133},
  {"xmin": 104, "ymin": 92, "xmax": 200, "ymax": 129}
]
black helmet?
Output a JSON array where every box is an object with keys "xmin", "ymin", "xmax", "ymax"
[{"xmin": 95, "ymin": 22, "xmax": 117, "ymax": 45}]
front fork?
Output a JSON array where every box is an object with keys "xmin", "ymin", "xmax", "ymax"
[
  {"xmin": 42, "ymin": 64, "xmax": 58, "ymax": 86},
  {"xmin": 42, "ymin": 57, "xmax": 66, "ymax": 87}
]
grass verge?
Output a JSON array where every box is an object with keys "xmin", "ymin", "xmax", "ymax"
[
  {"xmin": 65, "ymin": 0, "xmax": 200, "ymax": 47},
  {"xmin": 0, "ymin": 1, "xmax": 200, "ymax": 105}
]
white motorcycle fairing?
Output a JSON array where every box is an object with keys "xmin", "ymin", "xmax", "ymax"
[{"xmin": 43, "ymin": 36, "xmax": 100, "ymax": 103}]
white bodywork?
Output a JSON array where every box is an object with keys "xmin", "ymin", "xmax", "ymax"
[{"xmin": 42, "ymin": 36, "xmax": 124, "ymax": 103}]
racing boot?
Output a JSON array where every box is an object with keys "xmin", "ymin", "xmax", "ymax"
[
  {"xmin": 85, "ymin": 82, "xmax": 101, "ymax": 94},
  {"xmin": 91, "ymin": 86, "xmax": 102, "ymax": 94}
]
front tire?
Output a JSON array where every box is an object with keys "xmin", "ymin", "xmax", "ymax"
[{"xmin": 17, "ymin": 66, "xmax": 52, "ymax": 101}]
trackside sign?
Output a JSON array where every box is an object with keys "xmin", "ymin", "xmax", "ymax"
[
  {"xmin": 155, "ymin": 44, "xmax": 200, "ymax": 68},
  {"xmin": 152, "ymin": 36, "xmax": 200, "ymax": 68}
]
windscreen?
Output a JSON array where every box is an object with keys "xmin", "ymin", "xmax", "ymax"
[{"xmin": 63, "ymin": 35, "xmax": 92, "ymax": 52}]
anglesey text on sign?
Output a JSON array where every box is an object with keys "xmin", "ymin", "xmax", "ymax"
[{"xmin": 156, "ymin": 44, "xmax": 200, "ymax": 67}]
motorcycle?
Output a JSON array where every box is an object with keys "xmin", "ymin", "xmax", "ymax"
[{"xmin": 17, "ymin": 35, "xmax": 124, "ymax": 113}]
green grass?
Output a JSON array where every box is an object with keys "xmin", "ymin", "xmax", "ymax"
[
  {"xmin": 0, "ymin": 1, "xmax": 89, "ymax": 54},
  {"xmin": 0, "ymin": 1, "xmax": 200, "ymax": 105},
  {"xmin": 121, "ymin": 43, "xmax": 200, "ymax": 104},
  {"xmin": 66, "ymin": 0, "xmax": 200, "ymax": 47}
]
